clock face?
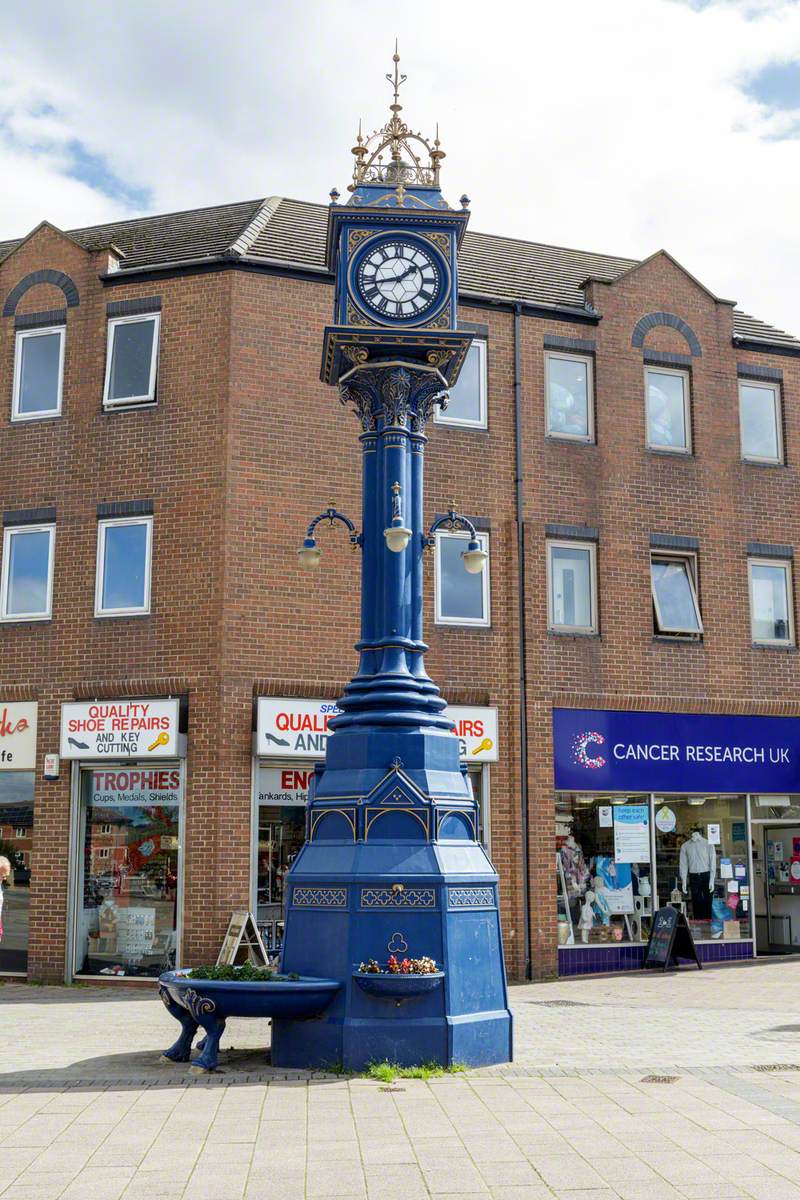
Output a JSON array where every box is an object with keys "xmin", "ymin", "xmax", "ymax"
[{"xmin": 355, "ymin": 238, "xmax": 443, "ymax": 321}]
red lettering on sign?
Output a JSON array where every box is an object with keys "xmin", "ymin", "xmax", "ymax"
[
  {"xmin": 0, "ymin": 708, "xmax": 29, "ymax": 738},
  {"xmin": 280, "ymin": 769, "xmax": 313, "ymax": 790}
]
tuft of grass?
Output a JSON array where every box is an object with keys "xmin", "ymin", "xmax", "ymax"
[{"xmin": 365, "ymin": 1060, "xmax": 467, "ymax": 1082}]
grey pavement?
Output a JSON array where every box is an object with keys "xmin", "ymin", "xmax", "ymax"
[{"xmin": 3, "ymin": 959, "xmax": 800, "ymax": 1198}]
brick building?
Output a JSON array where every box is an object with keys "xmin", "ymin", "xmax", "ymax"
[{"xmin": 1, "ymin": 179, "xmax": 800, "ymax": 983}]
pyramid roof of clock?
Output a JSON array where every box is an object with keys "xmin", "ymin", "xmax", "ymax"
[{"xmin": 0, "ymin": 194, "xmax": 796, "ymax": 351}]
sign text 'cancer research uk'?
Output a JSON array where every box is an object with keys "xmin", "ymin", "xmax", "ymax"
[
  {"xmin": 553, "ymin": 707, "xmax": 800, "ymax": 794},
  {"xmin": 256, "ymin": 698, "xmax": 498, "ymax": 762}
]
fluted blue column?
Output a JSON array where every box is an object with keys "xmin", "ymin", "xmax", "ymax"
[{"xmin": 332, "ymin": 363, "xmax": 450, "ymax": 734}]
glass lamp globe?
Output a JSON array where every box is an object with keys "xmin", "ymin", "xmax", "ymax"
[
  {"xmin": 384, "ymin": 525, "xmax": 412, "ymax": 553},
  {"xmin": 297, "ymin": 538, "xmax": 322, "ymax": 569},
  {"xmin": 462, "ymin": 539, "xmax": 488, "ymax": 574}
]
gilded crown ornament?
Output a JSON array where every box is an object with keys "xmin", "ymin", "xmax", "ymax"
[{"xmin": 349, "ymin": 43, "xmax": 445, "ymax": 193}]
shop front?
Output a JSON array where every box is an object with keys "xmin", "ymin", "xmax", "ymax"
[
  {"xmin": 0, "ymin": 702, "xmax": 38, "ymax": 975},
  {"xmin": 253, "ymin": 697, "xmax": 498, "ymax": 951},
  {"xmin": 552, "ymin": 707, "xmax": 800, "ymax": 975},
  {"xmin": 61, "ymin": 699, "xmax": 186, "ymax": 980}
]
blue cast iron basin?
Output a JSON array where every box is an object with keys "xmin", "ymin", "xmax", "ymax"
[
  {"xmin": 352, "ymin": 970, "xmax": 445, "ymax": 999},
  {"xmin": 159, "ymin": 970, "xmax": 341, "ymax": 1019}
]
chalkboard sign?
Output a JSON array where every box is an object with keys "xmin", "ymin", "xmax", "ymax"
[{"xmin": 644, "ymin": 906, "xmax": 702, "ymax": 971}]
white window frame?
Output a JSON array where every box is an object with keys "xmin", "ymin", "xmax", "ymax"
[
  {"xmin": 100, "ymin": 823, "xmax": 112, "ymax": 835},
  {"xmin": 103, "ymin": 313, "xmax": 161, "ymax": 408},
  {"xmin": 650, "ymin": 551, "xmax": 703, "ymax": 636},
  {"xmin": 434, "ymin": 338, "xmax": 487, "ymax": 429},
  {"xmin": 545, "ymin": 351, "xmax": 594, "ymax": 443},
  {"xmin": 14, "ymin": 828, "xmax": 25, "ymax": 839},
  {"xmin": 0, "ymin": 523, "xmax": 55, "ymax": 622},
  {"xmin": 738, "ymin": 379, "xmax": 783, "ymax": 465},
  {"xmin": 644, "ymin": 365, "xmax": 692, "ymax": 454},
  {"xmin": 94, "ymin": 516, "xmax": 153, "ymax": 617},
  {"xmin": 748, "ymin": 557, "xmax": 794, "ymax": 647},
  {"xmin": 546, "ymin": 539, "xmax": 598, "ymax": 634},
  {"xmin": 434, "ymin": 530, "xmax": 491, "ymax": 627},
  {"xmin": 12, "ymin": 326, "xmax": 65, "ymax": 422},
  {"xmin": 96, "ymin": 846, "xmax": 111, "ymax": 860}
]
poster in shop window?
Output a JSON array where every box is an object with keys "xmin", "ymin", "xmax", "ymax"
[{"xmin": 613, "ymin": 804, "xmax": 651, "ymax": 864}]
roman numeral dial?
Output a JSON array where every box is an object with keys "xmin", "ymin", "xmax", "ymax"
[{"xmin": 355, "ymin": 238, "xmax": 443, "ymax": 320}]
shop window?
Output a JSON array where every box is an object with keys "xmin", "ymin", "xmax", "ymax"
[
  {"xmin": 547, "ymin": 540, "xmax": 597, "ymax": 634},
  {"xmin": 739, "ymin": 380, "xmax": 782, "ymax": 464},
  {"xmin": 0, "ymin": 771, "xmax": 34, "ymax": 973},
  {"xmin": 74, "ymin": 766, "xmax": 181, "ymax": 978},
  {"xmin": 434, "ymin": 339, "xmax": 487, "ymax": 428},
  {"xmin": 255, "ymin": 762, "xmax": 309, "ymax": 951},
  {"xmin": 556, "ymin": 794, "xmax": 652, "ymax": 948},
  {"xmin": 645, "ymin": 366, "xmax": 691, "ymax": 453},
  {"xmin": 654, "ymin": 796, "xmax": 751, "ymax": 943},
  {"xmin": 545, "ymin": 352, "xmax": 594, "ymax": 442},
  {"xmin": 95, "ymin": 517, "xmax": 152, "ymax": 617},
  {"xmin": 748, "ymin": 558, "xmax": 794, "ymax": 646},
  {"xmin": 0, "ymin": 524, "xmax": 55, "ymax": 622},
  {"xmin": 434, "ymin": 530, "xmax": 490, "ymax": 626},
  {"xmin": 650, "ymin": 553, "xmax": 702, "ymax": 637},
  {"xmin": 103, "ymin": 314, "xmax": 160, "ymax": 407},
  {"xmin": 12, "ymin": 327, "xmax": 65, "ymax": 421}
]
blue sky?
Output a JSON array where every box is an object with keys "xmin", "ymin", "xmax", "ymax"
[{"xmin": 0, "ymin": 0, "xmax": 799, "ymax": 335}]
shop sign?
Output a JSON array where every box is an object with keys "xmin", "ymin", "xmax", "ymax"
[
  {"xmin": 448, "ymin": 706, "xmax": 499, "ymax": 762},
  {"xmin": 60, "ymin": 700, "xmax": 182, "ymax": 759},
  {"xmin": 256, "ymin": 698, "xmax": 499, "ymax": 762},
  {"xmin": 257, "ymin": 764, "xmax": 313, "ymax": 807},
  {"xmin": 554, "ymin": 707, "xmax": 800, "ymax": 793},
  {"xmin": 0, "ymin": 701, "xmax": 37, "ymax": 770},
  {"xmin": 87, "ymin": 767, "xmax": 181, "ymax": 807},
  {"xmin": 256, "ymin": 699, "xmax": 341, "ymax": 759}
]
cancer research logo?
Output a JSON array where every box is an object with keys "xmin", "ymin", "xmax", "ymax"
[{"xmin": 572, "ymin": 730, "xmax": 607, "ymax": 770}]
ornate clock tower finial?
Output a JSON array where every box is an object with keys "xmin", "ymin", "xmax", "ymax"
[
  {"xmin": 348, "ymin": 44, "xmax": 447, "ymax": 200},
  {"xmin": 321, "ymin": 49, "xmax": 472, "ymax": 392}
]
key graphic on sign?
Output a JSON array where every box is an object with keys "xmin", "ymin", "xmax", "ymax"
[
  {"xmin": 147, "ymin": 731, "xmax": 170, "ymax": 752},
  {"xmin": 472, "ymin": 737, "xmax": 494, "ymax": 756}
]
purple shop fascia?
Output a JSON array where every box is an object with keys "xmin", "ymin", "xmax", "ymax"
[{"xmin": 552, "ymin": 708, "xmax": 800, "ymax": 975}]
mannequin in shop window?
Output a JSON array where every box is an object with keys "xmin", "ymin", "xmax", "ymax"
[
  {"xmin": 559, "ymin": 834, "xmax": 590, "ymax": 900},
  {"xmin": 680, "ymin": 828, "xmax": 716, "ymax": 920},
  {"xmin": 578, "ymin": 890, "xmax": 596, "ymax": 943}
]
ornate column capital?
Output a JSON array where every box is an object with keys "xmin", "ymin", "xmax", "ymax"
[{"xmin": 338, "ymin": 362, "xmax": 448, "ymax": 433}]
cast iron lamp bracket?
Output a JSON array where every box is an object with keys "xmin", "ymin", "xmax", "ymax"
[
  {"xmin": 424, "ymin": 509, "xmax": 489, "ymax": 574},
  {"xmin": 298, "ymin": 504, "xmax": 361, "ymax": 569}
]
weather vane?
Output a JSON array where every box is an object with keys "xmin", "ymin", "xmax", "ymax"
[{"xmin": 386, "ymin": 40, "xmax": 407, "ymax": 113}]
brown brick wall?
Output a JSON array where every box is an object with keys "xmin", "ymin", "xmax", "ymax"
[{"xmin": 1, "ymin": 230, "xmax": 798, "ymax": 983}]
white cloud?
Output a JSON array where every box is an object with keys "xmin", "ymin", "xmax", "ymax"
[{"xmin": 0, "ymin": 0, "xmax": 799, "ymax": 333}]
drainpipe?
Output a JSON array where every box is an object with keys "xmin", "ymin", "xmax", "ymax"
[{"xmin": 513, "ymin": 301, "xmax": 532, "ymax": 981}]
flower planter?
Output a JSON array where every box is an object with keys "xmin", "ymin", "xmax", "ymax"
[
  {"xmin": 158, "ymin": 969, "xmax": 341, "ymax": 1073},
  {"xmin": 352, "ymin": 969, "xmax": 445, "ymax": 1001}
]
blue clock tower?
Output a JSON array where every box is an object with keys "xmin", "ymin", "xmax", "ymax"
[{"xmin": 272, "ymin": 51, "xmax": 513, "ymax": 1071}]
